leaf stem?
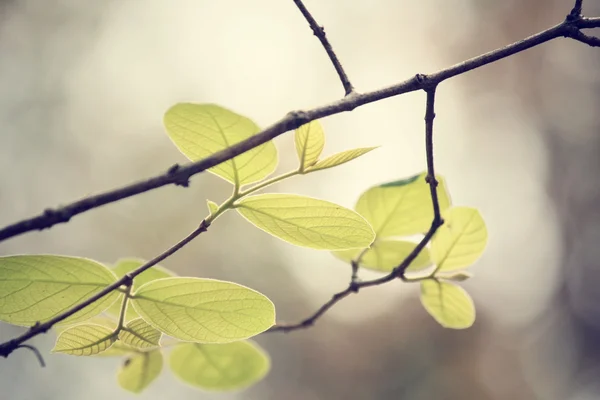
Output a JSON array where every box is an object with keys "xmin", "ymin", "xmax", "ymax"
[
  {"xmin": 350, "ymin": 247, "xmax": 369, "ymax": 283},
  {"xmin": 237, "ymin": 170, "xmax": 300, "ymax": 198},
  {"xmin": 117, "ymin": 285, "xmax": 132, "ymax": 330},
  {"xmin": 205, "ymin": 170, "xmax": 301, "ymax": 223}
]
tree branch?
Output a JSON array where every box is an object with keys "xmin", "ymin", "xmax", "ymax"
[
  {"xmin": 268, "ymin": 87, "xmax": 443, "ymax": 333},
  {"xmin": 0, "ymin": 15, "xmax": 599, "ymax": 245},
  {"xmin": 292, "ymin": 0, "xmax": 354, "ymax": 95},
  {"xmin": 0, "ymin": 220, "xmax": 209, "ymax": 359}
]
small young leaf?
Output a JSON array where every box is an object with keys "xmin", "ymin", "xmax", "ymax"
[
  {"xmin": 131, "ymin": 278, "xmax": 275, "ymax": 343},
  {"xmin": 431, "ymin": 207, "xmax": 488, "ymax": 272},
  {"xmin": 295, "ymin": 120, "xmax": 325, "ymax": 171},
  {"xmin": 333, "ymin": 240, "xmax": 431, "ymax": 272},
  {"xmin": 52, "ymin": 324, "xmax": 116, "ymax": 356},
  {"xmin": 207, "ymin": 200, "xmax": 219, "ymax": 215},
  {"xmin": 170, "ymin": 341, "xmax": 270, "ymax": 391},
  {"xmin": 235, "ymin": 194, "xmax": 375, "ymax": 250},
  {"xmin": 420, "ymin": 280, "xmax": 475, "ymax": 329},
  {"xmin": 118, "ymin": 350, "xmax": 163, "ymax": 394},
  {"xmin": 436, "ymin": 270, "xmax": 473, "ymax": 282},
  {"xmin": 119, "ymin": 318, "xmax": 162, "ymax": 350},
  {"xmin": 107, "ymin": 258, "xmax": 175, "ymax": 321},
  {"xmin": 0, "ymin": 255, "xmax": 119, "ymax": 326},
  {"xmin": 305, "ymin": 147, "xmax": 377, "ymax": 173},
  {"xmin": 164, "ymin": 103, "xmax": 278, "ymax": 186},
  {"xmin": 355, "ymin": 173, "xmax": 451, "ymax": 238}
]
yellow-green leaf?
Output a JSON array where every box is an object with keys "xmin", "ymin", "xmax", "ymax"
[
  {"xmin": 54, "ymin": 316, "xmax": 130, "ymax": 357},
  {"xmin": 118, "ymin": 350, "xmax": 163, "ymax": 394},
  {"xmin": 207, "ymin": 200, "xmax": 219, "ymax": 215},
  {"xmin": 164, "ymin": 103, "xmax": 278, "ymax": 186},
  {"xmin": 0, "ymin": 255, "xmax": 119, "ymax": 326},
  {"xmin": 54, "ymin": 314, "xmax": 117, "ymax": 335},
  {"xmin": 52, "ymin": 323, "xmax": 117, "ymax": 356},
  {"xmin": 305, "ymin": 147, "xmax": 377, "ymax": 173},
  {"xmin": 333, "ymin": 240, "xmax": 431, "ymax": 272},
  {"xmin": 420, "ymin": 280, "xmax": 475, "ymax": 329},
  {"xmin": 170, "ymin": 341, "xmax": 269, "ymax": 391},
  {"xmin": 355, "ymin": 173, "xmax": 451, "ymax": 238},
  {"xmin": 130, "ymin": 278, "xmax": 275, "ymax": 343},
  {"xmin": 119, "ymin": 318, "xmax": 162, "ymax": 350},
  {"xmin": 107, "ymin": 259, "xmax": 175, "ymax": 321},
  {"xmin": 431, "ymin": 207, "xmax": 488, "ymax": 272},
  {"xmin": 295, "ymin": 120, "xmax": 325, "ymax": 171},
  {"xmin": 235, "ymin": 194, "xmax": 375, "ymax": 250},
  {"xmin": 94, "ymin": 341, "xmax": 133, "ymax": 357}
]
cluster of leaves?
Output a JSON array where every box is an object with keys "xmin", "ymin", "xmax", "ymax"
[
  {"xmin": 334, "ymin": 175, "xmax": 488, "ymax": 328},
  {"xmin": 0, "ymin": 256, "xmax": 272, "ymax": 392},
  {"xmin": 0, "ymin": 103, "xmax": 487, "ymax": 393}
]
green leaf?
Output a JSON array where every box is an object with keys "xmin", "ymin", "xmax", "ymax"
[
  {"xmin": 119, "ymin": 318, "xmax": 162, "ymax": 350},
  {"xmin": 355, "ymin": 173, "xmax": 451, "ymax": 238},
  {"xmin": 118, "ymin": 350, "xmax": 163, "ymax": 394},
  {"xmin": 170, "ymin": 341, "xmax": 269, "ymax": 391},
  {"xmin": 420, "ymin": 280, "xmax": 475, "ymax": 329},
  {"xmin": 0, "ymin": 255, "xmax": 119, "ymax": 326},
  {"xmin": 295, "ymin": 120, "xmax": 325, "ymax": 171},
  {"xmin": 431, "ymin": 207, "xmax": 488, "ymax": 272},
  {"xmin": 52, "ymin": 323, "xmax": 117, "ymax": 356},
  {"xmin": 207, "ymin": 200, "xmax": 219, "ymax": 215},
  {"xmin": 305, "ymin": 147, "xmax": 377, "ymax": 173},
  {"xmin": 235, "ymin": 194, "xmax": 375, "ymax": 250},
  {"xmin": 107, "ymin": 258, "xmax": 175, "ymax": 321},
  {"xmin": 54, "ymin": 314, "xmax": 117, "ymax": 335},
  {"xmin": 333, "ymin": 240, "xmax": 431, "ymax": 272},
  {"xmin": 94, "ymin": 341, "xmax": 134, "ymax": 357},
  {"xmin": 130, "ymin": 277, "xmax": 275, "ymax": 343},
  {"xmin": 164, "ymin": 103, "xmax": 278, "ymax": 186}
]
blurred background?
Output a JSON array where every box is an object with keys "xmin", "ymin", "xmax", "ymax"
[{"xmin": 1, "ymin": 0, "xmax": 599, "ymax": 399}]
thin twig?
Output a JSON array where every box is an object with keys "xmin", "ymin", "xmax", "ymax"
[
  {"xmin": 0, "ymin": 220, "xmax": 209, "ymax": 360},
  {"xmin": 423, "ymin": 87, "xmax": 443, "ymax": 226},
  {"xmin": 569, "ymin": 30, "xmax": 600, "ymax": 46},
  {"xmin": 0, "ymin": 16, "xmax": 598, "ymax": 244},
  {"xmin": 16, "ymin": 344, "xmax": 45, "ymax": 367},
  {"xmin": 268, "ymin": 88, "xmax": 443, "ymax": 333},
  {"xmin": 292, "ymin": 0, "xmax": 354, "ymax": 95},
  {"xmin": 569, "ymin": 0, "xmax": 584, "ymax": 19}
]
